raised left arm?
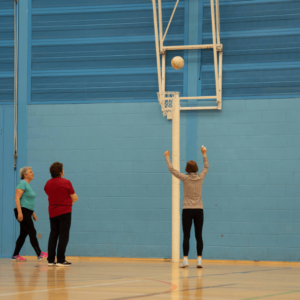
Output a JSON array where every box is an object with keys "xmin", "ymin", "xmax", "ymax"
[{"xmin": 164, "ymin": 151, "xmax": 188, "ymax": 181}]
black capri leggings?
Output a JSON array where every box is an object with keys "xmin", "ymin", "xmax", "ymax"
[
  {"xmin": 182, "ymin": 209, "xmax": 204, "ymax": 256},
  {"xmin": 13, "ymin": 207, "xmax": 41, "ymax": 257}
]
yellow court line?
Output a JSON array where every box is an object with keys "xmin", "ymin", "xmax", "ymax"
[
  {"xmin": 23, "ymin": 256, "xmax": 300, "ymax": 266},
  {"xmin": 0, "ymin": 279, "xmax": 142, "ymax": 297}
]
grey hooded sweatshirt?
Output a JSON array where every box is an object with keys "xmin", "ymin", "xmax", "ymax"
[{"xmin": 165, "ymin": 156, "xmax": 209, "ymax": 209}]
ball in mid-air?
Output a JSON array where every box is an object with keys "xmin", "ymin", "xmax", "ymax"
[{"xmin": 171, "ymin": 56, "xmax": 184, "ymax": 70}]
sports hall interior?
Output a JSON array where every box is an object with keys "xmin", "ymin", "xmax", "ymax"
[{"xmin": 0, "ymin": 0, "xmax": 300, "ymax": 299}]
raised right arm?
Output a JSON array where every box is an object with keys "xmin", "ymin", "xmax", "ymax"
[{"xmin": 199, "ymin": 146, "xmax": 209, "ymax": 178}]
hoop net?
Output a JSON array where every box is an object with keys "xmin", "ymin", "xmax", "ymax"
[{"xmin": 157, "ymin": 91, "xmax": 180, "ymax": 118}]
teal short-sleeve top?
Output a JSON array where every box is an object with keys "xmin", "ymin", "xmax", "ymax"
[{"xmin": 16, "ymin": 180, "xmax": 36, "ymax": 211}]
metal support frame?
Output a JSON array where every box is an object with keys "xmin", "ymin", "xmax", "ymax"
[
  {"xmin": 152, "ymin": 0, "xmax": 223, "ymax": 111},
  {"xmin": 152, "ymin": 0, "xmax": 223, "ymax": 263}
]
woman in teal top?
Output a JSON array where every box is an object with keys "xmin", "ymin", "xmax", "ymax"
[{"xmin": 12, "ymin": 167, "xmax": 48, "ymax": 262}]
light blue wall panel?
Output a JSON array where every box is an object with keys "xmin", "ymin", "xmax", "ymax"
[
  {"xmin": 25, "ymin": 97, "xmax": 300, "ymax": 261},
  {"xmin": 0, "ymin": 0, "xmax": 14, "ymax": 104},
  {"xmin": 24, "ymin": 102, "xmax": 187, "ymax": 258},
  {"xmin": 198, "ymin": 98, "xmax": 300, "ymax": 261}
]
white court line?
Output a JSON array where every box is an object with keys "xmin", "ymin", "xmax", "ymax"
[{"xmin": 0, "ymin": 279, "xmax": 142, "ymax": 297}]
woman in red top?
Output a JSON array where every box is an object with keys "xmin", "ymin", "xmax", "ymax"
[{"xmin": 44, "ymin": 162, "xmax": 78, "ymax": 266}]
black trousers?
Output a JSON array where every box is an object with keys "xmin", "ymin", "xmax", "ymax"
[
  {"xmin": 13, "ymin": 207, "xmax": 42, "ymax": 257},
  {"xmin": 48, "ymin": 212, "xmax": 71, "ymax": 263},
  {"xmin": 182, "ymin": 209, "xmax": 204, "ymax": 256}
]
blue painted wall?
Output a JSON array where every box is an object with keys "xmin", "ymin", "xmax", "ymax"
[
  {"xmin": 1, "ymin": 0, "xmax": 300, "ymax": 261},
  {"xmin": 24, "ymin": 98, "xmax": 300, "ymax": 261},
  {"xmin": 198, "ymin": 98, "xmax": 300, "ymax": 261},
  {"xmin": 0, "ymin": 0, "xmax": 17, "ymax": 258},
  {"xmin": 0, "ymin": 0, "xmax": 14, "ymax": 104},
  {"xmin": 24, "ymin": 103, "xmax": 187, "ymax": 258},
  {"xmin": 30, "ymin": 0, "xmax": 184, "ymax": 104},
  {"xmin": 0, "ymin": 106, "xmax": 16, "ymax": 258},
  {"xmin": 201, "ymin": 0, "xmax": 300, "ymax": 99},
  {"xmin": 29, "ymin": 0, "xmax": 300, "ymax": 104}
]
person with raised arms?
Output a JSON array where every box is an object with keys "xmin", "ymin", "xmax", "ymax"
[{"xmin": 164, "ymin": 146, "xmax": 208, "ymax": 268}]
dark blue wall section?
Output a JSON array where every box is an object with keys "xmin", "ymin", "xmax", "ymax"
[
  {"xmin": 30, "ymin": 0, "xmax": 300, "ymax": 103},
  {"xmin": 0, "ymin": 0, "xmax": 14, "ymax": 104},
  {"xmin": 30, "ymin": 0, "xmax": 184, "ymax": 103},
  {"xmin": 201, "ymin": 0, "xmax": 300, "ymax": 99}
]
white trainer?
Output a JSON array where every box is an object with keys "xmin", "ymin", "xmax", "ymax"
[
  {"xmin": 179, "ymin": 258, "xmax": 189, "ymax": 268},
  {"xmin": 197, "ymin": 258, "xmax": 203, "ymax": 268}
]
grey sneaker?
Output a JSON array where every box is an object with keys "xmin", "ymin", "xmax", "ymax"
[
  {"xmin": 179, "ymin": 258, "xmax": 189, "ymax": 268},
  {"xmin": 197, "ymin": 258, "xmax": 203, "ymax": 268}
]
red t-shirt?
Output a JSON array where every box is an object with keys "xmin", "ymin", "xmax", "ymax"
[{"xmin": 44, "ymin": 177, "xmax": 75, "ymax": 218}]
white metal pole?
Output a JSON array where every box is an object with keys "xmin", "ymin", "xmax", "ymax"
[
  {"xmin": 172, "ymin": 93, "xmax": 180, "ymax": 263},
  {"xmin": 162, "ymin": 54, "xmax": 166, "ymax": 92},
  {"xmin": 152, "ymin": 0, "xmax": 162, "ymax": 93},
  {"xmin": 210, "ymin": 0, "xmax": 219, "ymax": 100},
  {"xmin": 218, "ymin": 51, "xmax": 223, "ymax": 109},
  {"xmin": 179, "ymin": 96, "xmax": 217, "ymax": 100},
  {"xmin": 158, "ymin": 0, "xmax": 163, "ymax": 51},
  {"xmin": 163, "ymin": 44, "xmax": 219, "ymax": 51},
  {"xmin": 215, "ymin": 0, "xmax": 222, "ymax": 106},
  {"xmin": 162, "ymin": 0, "xmax": 180, "ymax": 43},
  {"xmin": 181, "ymin": 106, "xmax": 218, "ymax": 110},
  {"xmin": 215, "ymin": 0, "xmax": 221, "ymax": 45}
]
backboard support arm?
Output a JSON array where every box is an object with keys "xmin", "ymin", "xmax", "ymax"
[{"xmin": 152, "ymin": 0, "xmax": 223, "ymax": 110}]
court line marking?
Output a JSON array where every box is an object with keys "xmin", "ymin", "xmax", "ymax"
[
  {"xmin": 66, "ymin": 291, "xmax": 233, "ymax": 299},
  {"xmin": 0, "ymin": 279, "xmax": 142, "ymax": 297},
  {"xmin": 109, "ymin": 283, "xmax": 236, "ymax": 300},
  {"xmin": 106, "ymin": 277, "xmax": 177, "ymax": 300},
  {"xmin": 242, "ymin": 289, "xmax": 300, "ymax": 300},
  {"xmin": 185, "ymin": 268, "xmax": 293, "ymax": 279}
]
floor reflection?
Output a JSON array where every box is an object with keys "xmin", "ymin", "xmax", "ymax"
[
  {"xmin": 172, "ymin": 264, "xmax": 203, "ymax": 299},
  {"xmin": 195, "ymin": 269, "xmax": 203, "ymax": 298},
  {"xmin": 47, "ymin": 267, "xmax": 68, "ymax": 300},
  {"xmin": 12, "ymin": 263, "xmax": 69, "ymax": 300},
  {"xmin": 12, "ymin": 263, "xmax": 40, "ymax": 300}
]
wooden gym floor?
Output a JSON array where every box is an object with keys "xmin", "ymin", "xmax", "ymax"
[{"xmin": 0, "ymin": 257, "xmax": 300, "ymax": 300}]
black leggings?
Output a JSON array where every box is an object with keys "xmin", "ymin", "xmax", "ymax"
[
  {"xmin": 182, "ymin": 209, "xmax": 204, "ymax": 256},
  {"xmin": 48, "ymin": 212, "xmax": 71, "ymax": 264},
  {"xmin": 13, "ymin": 208, "xmax": 42, "ymax": 257}
]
